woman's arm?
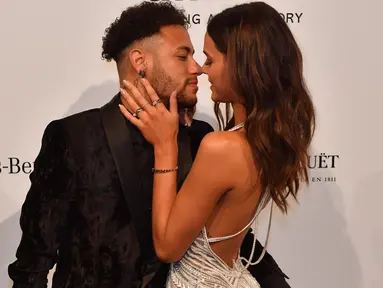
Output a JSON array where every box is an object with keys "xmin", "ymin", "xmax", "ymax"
[
  {"xmin": 119, "ymin": 79, "xmax": 236, "ymax": 262},
  {"xmin": 151, "ymin": 132, "xmax": 234, "ymax": 262}
]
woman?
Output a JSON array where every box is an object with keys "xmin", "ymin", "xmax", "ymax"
[{"xmin": 120, "ymin": 1, "xmax": 315, "ymax": 287}]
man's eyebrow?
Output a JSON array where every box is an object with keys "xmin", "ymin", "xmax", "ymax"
[{"xmin": 175, "ymin": 45, "xmax": 195, "ymax": 55}]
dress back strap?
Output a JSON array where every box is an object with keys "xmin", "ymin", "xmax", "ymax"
[{"xmin": 207, "ymin": 192, "xmax": 268, "ymax": 243}]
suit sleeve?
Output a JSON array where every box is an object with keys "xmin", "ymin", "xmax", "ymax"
[
  {"xmin": 8, "ymin": 120, "xmax": 76, "ymax": 288},
  {"xmin": 240, "ymin": 231, "xmax": 291, "ymax": 288},
  {"xmin": 198, "ymin": 121, "xmax": 214, "ymax": 134}
]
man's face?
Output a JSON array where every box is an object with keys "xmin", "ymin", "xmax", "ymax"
[{"xmin": 146, "ymin": 25, "xmax": 202, "ymax": 108}]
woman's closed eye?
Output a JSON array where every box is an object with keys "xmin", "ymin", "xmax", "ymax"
[{"xmin": 204, "ymin": 58, "xmax": 212, "ymax": 66}]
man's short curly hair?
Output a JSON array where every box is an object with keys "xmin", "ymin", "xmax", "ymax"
[{"xmin": 102, "ymin": 1, "xmax": 188, "ymax": 62}]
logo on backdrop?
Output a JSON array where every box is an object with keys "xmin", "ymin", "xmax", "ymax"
[
  {"xmin": 149, "ymin": 0, "xmax": 303, "ymax": 25},
  {"xmin": 0, "ymin": 157, "xmax": 33, "ymax": 175},
  {"xmin": 308, "ymin": 153, "xmax": 340, "ymax": 183},
  {"xmin": 204, "ymin": 13, "xmax": 303, "ymax": 25},
  {"xmin": 1, "ymin": 154, "xmax": 339, "ymax": 182}
]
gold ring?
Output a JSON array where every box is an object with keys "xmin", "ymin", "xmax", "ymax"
[
  {"xmin": 133, "ymin": 107, "xmax": 143, "ymax": 118},
  {"xmin": 152, "ymin": 99, "xmax": 162, "ymax": 106}
]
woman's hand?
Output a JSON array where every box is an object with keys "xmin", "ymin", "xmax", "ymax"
[{"xmin": 119, "ymin": 78, "xmax": 179, "ymax": 149}]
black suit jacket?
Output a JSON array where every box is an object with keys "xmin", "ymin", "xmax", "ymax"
[{"xmin": 8, "ymin": 95, "xmax": 290, "ymax": 288}]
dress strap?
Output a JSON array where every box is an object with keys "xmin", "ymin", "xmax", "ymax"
[
  {"xmin": 206, "ymin": 120, "xmax": 251, "ymax": 243},
  {"xmin": 207, "ymin": 123, "xmax": 272, "ymax": 270},
  {"xmin": 239, "ymin": 200, "xmax": 273, "ymax": 270},
  {"xmin": 207, "ymin": 192, "xmax": 268, "ymax": 243}
]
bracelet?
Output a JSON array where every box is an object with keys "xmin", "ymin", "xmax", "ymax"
[{"xmin": 152, "ymin": 166, "xmax": 179, "ymax": 174}]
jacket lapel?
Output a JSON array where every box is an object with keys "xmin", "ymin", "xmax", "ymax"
[
  {"xmin": 100, "ymin": 94, "xmax": 148, "ymax": 254},
  {"xmin": 177, "ymin": 126, "xmax": 193, "ymax": 190}
]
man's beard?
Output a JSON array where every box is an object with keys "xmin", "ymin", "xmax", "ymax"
[{"xmin": 148, "ymin": 63, "xmax": 197, "ymax": 109}]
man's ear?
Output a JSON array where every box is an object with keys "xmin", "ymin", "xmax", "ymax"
[{"xmin": 129, "ymin": 48, "xmax": 146, "ymax": 74}]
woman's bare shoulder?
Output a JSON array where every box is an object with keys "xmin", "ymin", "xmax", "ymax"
[{"xmin": 198, "ymin": 130, "xmax": 250, "ymax": 163}]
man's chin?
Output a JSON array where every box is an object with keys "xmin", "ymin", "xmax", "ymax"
[{"xmin": 177, "ymin": 94, "xmax": 197, "ymax": 108}]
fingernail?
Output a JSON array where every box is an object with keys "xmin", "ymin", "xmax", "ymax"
[
  {"xmin": 118, "ymin": 104, "xmax": 126, "ymax": 112},
  {"xmin": 140, "ymin": 78, "xmax": 147, "ymax": 83},
  {"xmin": 123, "ymin": 80, "xmax": 131, "ymax": 86},
  {"xmin": 120, "ymin": 88, "xmax": 128, "ymax": 96}
]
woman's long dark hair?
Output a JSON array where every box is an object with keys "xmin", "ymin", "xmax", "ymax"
[{"xmin": 207, "ymin": 2, "xmax": 316, "ymax": 213}]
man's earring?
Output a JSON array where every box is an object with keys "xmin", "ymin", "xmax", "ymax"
[{"xmin": 138, "ymin": 70, "xmax": 146, "ymax": 78}]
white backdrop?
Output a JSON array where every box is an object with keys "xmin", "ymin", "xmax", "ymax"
[{"xmin": 1, "ymin": 0, "xmax": 382, "ymax": 287}]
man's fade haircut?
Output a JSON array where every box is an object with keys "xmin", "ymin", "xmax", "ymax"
[{"xmin": 102, "ymin": 1, "xmax": 188, "ymax": 63}]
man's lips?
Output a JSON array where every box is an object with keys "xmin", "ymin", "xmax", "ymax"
[{"xmin": 187, "ymin": 81, "xmax": 198, "ymax": 90}]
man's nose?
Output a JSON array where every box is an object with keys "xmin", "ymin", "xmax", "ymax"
[{"xmin": 189, "ymin": 60, "xmax": 202, "ymax": 76}]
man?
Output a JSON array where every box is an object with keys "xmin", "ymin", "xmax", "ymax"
[{"xmin": 8, "ymin": 2, "xmax": 290, "ymax": 287}]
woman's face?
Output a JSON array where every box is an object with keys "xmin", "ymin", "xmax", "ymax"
[{"xmin": 202, "ymin": 33, "xmax": 234, "ymax": 103}]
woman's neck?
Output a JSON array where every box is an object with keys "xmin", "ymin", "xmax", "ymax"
[{"xmin": 232, "ymin": 102, "xmax": 247, "ymax": 126}]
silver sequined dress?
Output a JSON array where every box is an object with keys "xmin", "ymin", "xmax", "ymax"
[{"xmin": 166, "ymin": 225, "xmax": 262, "ymax": 288}]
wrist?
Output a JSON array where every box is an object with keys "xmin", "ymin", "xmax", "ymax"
[
  {"xmin": 154, "ymin": 142, "xmax": 177, "ymax": 170},
  {"xmin": 154, "ymin": 142, "xmax": 178, "ymax": 157}
]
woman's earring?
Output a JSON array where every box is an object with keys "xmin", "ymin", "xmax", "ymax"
[{"xmin": 138, "ymin": 70, "xmax": 146, "ymax": 78}]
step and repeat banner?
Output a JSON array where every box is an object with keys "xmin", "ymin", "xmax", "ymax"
[{"xmin": 0, "ymin": 0, "xmax": 382, "ymax": 287}]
